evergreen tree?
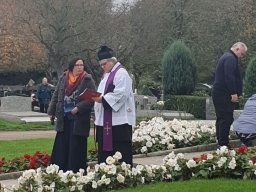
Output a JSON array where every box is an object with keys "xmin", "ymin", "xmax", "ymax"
[
  {"xmin": 244, "ymin": 57, "xmax": 256, "ymax": 97},
  {"xmin": 162, "ymin": 40, "xmax": 197, "ymax": 95}
]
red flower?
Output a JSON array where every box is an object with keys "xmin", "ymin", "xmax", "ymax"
[
  {"xmin": 192, "ymin": 157, "xmax": 199, "ymax": 161},
  {"xmin": 250, "ymin": 157, "xmax": 256, "ymax": 163},
  {"xmin": 29, "ymin": 158, "xmax": 36, "ymax": 169},
  {"xmin": 237, "ymin": 145, "xmax": 247, "ymax": 154},
  {"xmin": 200, "ymin": 154, "xmax": 206, "ymax": 160},
  {"xmin": 23, "ymin": 154, "xmax": 30, "ymax": 159}
]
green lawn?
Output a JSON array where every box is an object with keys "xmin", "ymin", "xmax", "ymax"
[
  {"xmin": 117, "ymin": 179, "xmax": 256, "ymax": 192},
  {"xmin": 0, "ymin": 136, "xmax": 95, "ymax": 160},
  {"xmin": 0, "ymin": 118, "xmax": 53, "ymax": 131}
]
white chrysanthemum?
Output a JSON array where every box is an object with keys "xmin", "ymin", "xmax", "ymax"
[
  {"xmin": 70, "ymin": 186, "xmax": 76, "ymax": 191},
  {"xmin": 217, "ymin": 157, "xmax": 227, "ymax": 167},
  {"xmin": 186, "ymin": 159, "xmax": 197, "ymax": 168},
  {"xmin": 117, "ymin": 174, "xmax": 125, "ymax": 183},
  {"xmin": 217, "ymin": 146, "xmax": 229, "ymax": 155},
  {"xmin": 207, "ymin": 154, "xmax": 214, "ymax": 160},
  {"xmin": 106, "ymin": 156, "xmax": 115, "ymax": 165},
  {"xmin": 46, "ymin": 164, "xmax": 59, "ymax": 174},
  {"xmin": 230, "ymin": 150, "xmax": 236, "ymax": 157},
  {"xmin": 108, "ymin": 165, "xmax": 117, "ymax": 175},
  {"xmin": 146, "ymin": 141, "xmax": 153, "ymax": 147},
  {"xmin": 22, "ymin": 169, "xmax": 36, "ymax": 179},
  {"xmin": 113, "ymin": 151, "xmax": 122, "ymax": 160},
  {"xmin": 228, "ymin": 157, "xmax": 236, "ymax": 169},
  {"xmin": 92, "ymin": 181, "xmax": 97, "ymax": 189},
  {"xmin": 248, "ymin": 160, "xmax": 254, "ymax": 166},
  {"xmin": 141, "ymin": 146, "xmax": 147, "ymax": 153}
]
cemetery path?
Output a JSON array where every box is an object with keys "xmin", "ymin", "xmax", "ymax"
[{"xmin": 0, "ymin": 128, "xmax": 95, "ymax": 140}]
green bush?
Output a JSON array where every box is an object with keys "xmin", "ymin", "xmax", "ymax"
[
  {"xmin": 162, "ymin": 40, "xmax": 197, "ymax": 95},
  {"xmin": 164, "ymin": 95, "xmax": 206, "ymax": 119},
  {"xmin": 244, "ymin": 57, "xmax": 256, "ymax": 97}
]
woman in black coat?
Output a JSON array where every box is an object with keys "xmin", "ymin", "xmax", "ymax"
[{"xmin": 48, "ymin": 57, "xmax": 96, "ymax": 172}]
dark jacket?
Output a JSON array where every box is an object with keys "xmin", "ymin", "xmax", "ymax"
[
  {"xmin": 213, "ymin": 50, "xmax": 242, "ymax": 96},
  {"xmin": 37, "ymin": 84, "xmax": 52, "ymax": 104},
  {"xmin": 47, "ymin": 72, "xmax": 96, "ymax": 137},
  {"xmin": 212, "ymin": 50, "xmax": 242, "ymax": 112}
]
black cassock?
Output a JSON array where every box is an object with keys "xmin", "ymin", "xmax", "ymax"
[{"xmin": 96, "ymin": 123, "xmax": 133, "ymax": 165}]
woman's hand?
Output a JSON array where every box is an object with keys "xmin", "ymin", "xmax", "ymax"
[{"xmin": 71, "ymin": 107, "xmax": 79, "ymax": 115}]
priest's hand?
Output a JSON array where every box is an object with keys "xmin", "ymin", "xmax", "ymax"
[{"xmin": 92, "ymin": 96, "xmax": 102, "ymax": 103}]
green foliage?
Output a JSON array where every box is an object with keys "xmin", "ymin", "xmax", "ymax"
[
  {"xmin": 238, "ymin": 96, "xmax": 247, "ymax": 109},
  {"xmin": 244, "ymin": 57, "xmax": 256, "ymax": 97},
  {"xmin": 162, "ymin": 40, "xmax": 197, "ymax": 95},
  {"xmin": 164, "ymin": 95, "xmax": 206, "ymax": 119}
]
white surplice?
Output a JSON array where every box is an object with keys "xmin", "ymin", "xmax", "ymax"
[{"xmin": 94, "ymin": 62, "xmax": 136, "ymax": 127}]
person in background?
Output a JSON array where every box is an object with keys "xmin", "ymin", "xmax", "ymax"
[
  {"xmin": 92, "ymin": 45, "xmax": 136, "ymax": 165},
  {"xmin": 212, "ymin": 42, "xmax": 247, "ymax": 148},
  {"xmin": 47, "ymin": 57, "xmax": 96, "ymax": 172},
  {"xmin": 37, "ymin": 77, "xmax": 52, "ymax": 113},
  {"xmin": 233, "ymin": 94, "xmax": 256, "ymax": 147}
]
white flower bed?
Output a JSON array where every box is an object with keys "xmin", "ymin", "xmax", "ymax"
[
  {"xmin": 133, "ymin": 117, "xmax": 216, "ymax": 154},
  {"xmin": 6, "ymin": 147, "xmax": 256, "ymax": 192}
]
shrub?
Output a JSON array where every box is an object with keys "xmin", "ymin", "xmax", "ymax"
[
  {"xmin": 244, "ymin": 57, "xmax": 256, "ymax": 97},
  {"xmin": 162, "ymin": 40, "xmax": 197, "ymax": 95},
  {"xmin": 164, "ymin": 95, "xmax": 206, "ymax": 119}
]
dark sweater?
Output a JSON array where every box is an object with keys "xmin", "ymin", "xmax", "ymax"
[{"xmin": 213, "ymin": 50, "xmax": 242, "ymax": 96}]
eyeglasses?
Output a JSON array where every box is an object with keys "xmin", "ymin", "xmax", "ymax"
[
  {"xmin": 74, "ymin": 64, "xmax": 84, "ymax": 67},
  {"xmin": 99, "ymin": 62, "xmax": 107, "ymax": 67}
]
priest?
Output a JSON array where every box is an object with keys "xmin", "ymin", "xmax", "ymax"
[{"xmin": 92, "ymin": 45, "xmax": 136, "ymax": 165}]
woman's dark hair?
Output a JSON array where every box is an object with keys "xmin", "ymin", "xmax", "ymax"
[{"xmin": 68, "ymin": 56, "xmax": 85, "ymax": 71}]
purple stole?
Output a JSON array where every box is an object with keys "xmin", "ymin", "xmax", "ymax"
[{"xmin": 103, "ymin": 64, "xmax": 123, "ymax": 151}]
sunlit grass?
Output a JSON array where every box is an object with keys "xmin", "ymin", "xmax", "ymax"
[{"xmin": 0, "ymin": 136, "xmax": 95, "ymax": 160}]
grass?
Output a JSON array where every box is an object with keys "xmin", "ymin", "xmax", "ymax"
[
  {"xmin": 118, "ymin": 179, "xmax": 256, "ymax": 192},
  {"xmin": 0, "ymin": 136, "xmax": 95, "ymax": 160},
  {"xmin": 0, "ymin": 118, "xmax": 54, "ymax": 131}
]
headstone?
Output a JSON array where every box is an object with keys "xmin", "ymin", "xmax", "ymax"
[
  {"xmin": 27, "ymin": 79, "xmax": 35, "ymax": 87},
  {"xmin": 0, "ymin": 96, "xmax": 31, "ymax": 112},
  {"xmin": 205, "ymin": 97, "xmax": 216, "ymax": 120}
]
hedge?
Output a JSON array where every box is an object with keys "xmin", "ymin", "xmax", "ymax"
[{"xmin": 164, "ymin": 95, "xmax": 207, "ymax": 119}]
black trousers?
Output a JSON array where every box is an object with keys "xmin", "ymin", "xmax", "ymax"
[
  {"xmin": 96, "ymin": 124, "xmax": 133, "ymax": 165},
  {"xmin": 51, "ymin": 117, "xmax": 87, "ymax": 173},
  {"xmin": 215, "ymin": 110, "xmax": 234, "ymax": 146},
  {"xmin": 39, "ymin": 103, "xmax": 49, "ymax": 113},
  {"xmin": 212, "ymin": 90, "xmax": 235, "ymax": 147}
]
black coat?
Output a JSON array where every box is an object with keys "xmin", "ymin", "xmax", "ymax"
[
  {"xmin": 47, "ymin": 72, "xmax": 96, "ymax": 136},
  {"xmin": 212, "ymin": 50, "xmax": 242, "ymax": 112}
]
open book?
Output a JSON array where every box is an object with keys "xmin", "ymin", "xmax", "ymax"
[{"xmin": 78, "ymin": 89, "xmax": 101, "ymax": 102}]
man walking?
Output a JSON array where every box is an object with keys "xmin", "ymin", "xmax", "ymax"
[{"xmin": 212, "ymin": 42, "xmax": 247, "ymax": 148}]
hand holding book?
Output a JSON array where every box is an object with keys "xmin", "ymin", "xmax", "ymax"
[{"xmin": 78, "ymin": 89, "xmax": 101, "ymax": 102}]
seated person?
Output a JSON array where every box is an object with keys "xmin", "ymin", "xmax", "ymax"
[{"xmin": 233, "ymin": 94, "xmax": 256, "ymax": 147}]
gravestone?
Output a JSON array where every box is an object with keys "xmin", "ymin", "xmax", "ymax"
[
  {"xmin": 205, "ymin": 96, "xmax": 242, "ymax": 120},
  {"xmin": 134, "ymin": 94, "xmax": 157, "ymax": 111},
  {"xmin": 0, "ymin": 96, "xmax": 31, "ymax": 112}
]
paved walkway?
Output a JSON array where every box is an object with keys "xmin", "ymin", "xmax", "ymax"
[{"xmin": 0, "ymin": 129, "xmax": 95, "ymax": 140}]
